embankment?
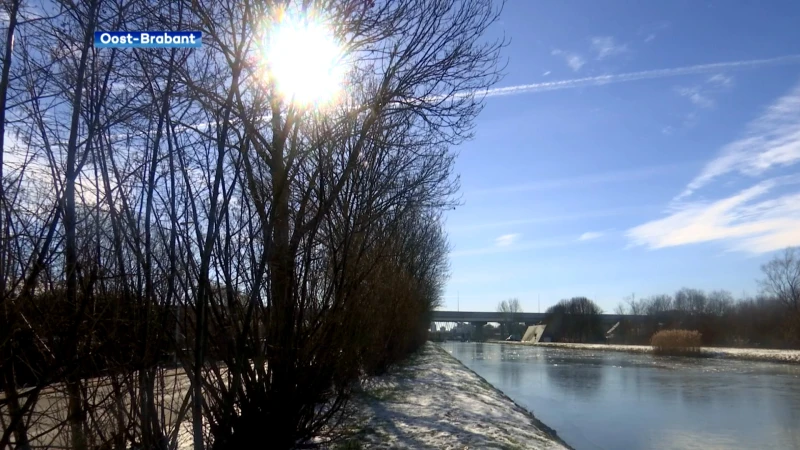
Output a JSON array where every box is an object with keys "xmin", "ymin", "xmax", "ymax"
[{"xmin": 343, "ymin": 342, "xmax": 570, "ymax": 449}]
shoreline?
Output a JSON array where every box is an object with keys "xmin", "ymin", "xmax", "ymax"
[
  {"xmin": 444, "ymin": 346, "xmax": 572, "ymax": 449},
  {"xmin": 489, "ymin": 340, "xmax": 800, "ymax": 364},
  {"xmin": 343, "ymin": 342, "xmax": 570, "ymax": 449}
]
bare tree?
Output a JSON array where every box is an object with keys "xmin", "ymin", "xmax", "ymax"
[
  {"xmin": 497, "ymin": 298, "xmax": 522, "ymax": 337},
  {"xmin": 760, "ymin": 247, "xmax": 800, "ymax": 312},
  {"xmin": 644, "ymin": 294, "xmax": 673, "ymax": 316},
  {"xmin": 707, "ymin": 290, "xmax": 734, "ymax": 316},
  {"xmin": 674, "ymin": 288, "xmax": 707, "ymax": 315},
  {"xmin": 0, "ymin": 0, "xmax": 505, "ymax": 449},
  {"xmin": 623, "ymin": 293, "xmax": 646, "ymax": 315},
  {"xmin": 497, "ymin": 298, "xmax": 523, "ymax": 315}
]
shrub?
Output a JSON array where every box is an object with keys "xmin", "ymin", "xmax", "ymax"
[{"xmin": 651, "ymin": 329, "xmax": 703, "ymax": 356}]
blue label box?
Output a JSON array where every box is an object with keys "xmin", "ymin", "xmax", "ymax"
[{"xmin": 94, "ymin": 31, "xmax": 202, "ymax": 48}]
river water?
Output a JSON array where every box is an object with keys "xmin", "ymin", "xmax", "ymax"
[{"xmin": 440, "ymin": 342, "xmax": 800, "ymax": 450}]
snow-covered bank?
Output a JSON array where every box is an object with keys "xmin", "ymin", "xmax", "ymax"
[
  {"xmin": 499, "ymin": 341, "xmax": 800, "ymax": 364},
  {"xmin": 345, "ymin": 342, "xmax": 570, "ymax": 449}
]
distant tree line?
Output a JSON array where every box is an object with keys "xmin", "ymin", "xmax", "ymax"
[
  {"xmin": 0, "ymin": 0, "xmax": 504, "ymax": 449},
  {"xmin": 513, "ymin": 248, "xmax": 800, "ymax": 348},
  {"xmin": 612, "ymin": 247, "xmax": 800, "ymax": 348},
  {"xmin": 544, "ymin": 297, "xmax": 605, "ymax": 343}
]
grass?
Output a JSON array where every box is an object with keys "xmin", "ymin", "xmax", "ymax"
[
  {"xmin": 651, "ymin": 329, "xmax": 702, "ymax": 356},
  {"xmin": 333, "ymin": 439, "xmax": 364, "ymax": 450}
]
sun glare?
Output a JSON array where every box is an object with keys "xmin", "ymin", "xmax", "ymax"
[{"xmin": 262, "ymin": 9, "xmax": 346, "ymax": 106}]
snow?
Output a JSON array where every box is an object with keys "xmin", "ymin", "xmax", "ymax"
[
  {"xmin": 506, "ymin": 342, "xmax": 800, "ymax": 364},
  {"xmin": 346, "ymin": 343, "xmax": 570, "ymax": 449}
]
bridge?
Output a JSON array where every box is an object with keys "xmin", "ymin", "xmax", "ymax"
[
  {"xmin": 430, "ymin": 310, "xmax": 648, "ymax": 342},
  {"xmin": 431, "ymin": 310, "xmax": 634, "ymax": 325}
]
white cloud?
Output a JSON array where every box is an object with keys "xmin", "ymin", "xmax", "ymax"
[
  {"xmin": 629, "ymin": 80, "xmax": 800, "ymax": 254},
  {"xmin": 673, "ymin": 73, "xmax": 734, "ymax": 110},
  {"xmin": 676, "ymin": 86, "xmax": 715, "ymax": 108},
  {"xmin": 542, "ymin": 71, "xmax": 551, "ymax": 76},
  {"xmin": 551, "ymin": 49, "xmax": 585, "ymax": 71},
  {"xmin": 640, "ymin": 21, "xmax": 670, "ymax": 44},
  {"xmin": 678, "ymin": 80, "xmax": 800, "ymax": 199},
  {"xmin": 448, "ymin": 206, "xmax": 650, "ymax": 233},
  {"xmin": 450, "ymin": 236, "xmax": 573, "ymax": 258},
  {"xmin": 628, "ymin": 177, "xmax": 800, "ymax": 253},
  {"xmin": 494, "ymin": 233, "xmax": 520, "ymax": 247},
  {"xmin": 481, "ymin": 54, "xmax": 800, "ymax": 98},
  {"xmin": 708, "ymin": 73, "xmax": 733, "ymax": 87},
  {"xmin": 590, "ymin": 36, "xmax": 627, "ymax": 59},
  {"xmin": 683, "ymin": 111, "xmax": 699, "ymax": 128},
  {"xmin": 471, "ymin": 162, "xmax": 694, "ymax": 195},
  {"xmin": 578, "ymin": 231, "xmax": 604, "ymax": 241}
]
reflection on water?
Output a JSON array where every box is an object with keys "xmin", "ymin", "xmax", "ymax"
[
  {"xmin": 473, "ymin": 342, "xmax": 484, "ymax": 360},
  {"xmin": 543, "ymin": 352, "xmax": 605, "ymax": 399},
  {"xmin": 442, "ymin": 342, "xmax": 800, "ymax": 450}
]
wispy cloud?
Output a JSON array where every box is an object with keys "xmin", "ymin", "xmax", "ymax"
[
  {"xmin": 551, "ymin": 49, "xmax": 586, "ymax": 71},
  {"xmin": 578, "ymin": 231, "xmax": 604, "ymax": 241},
  {"xmin": 591, "ymin": 36, "xmax": 627, "ymax": 59},
  {"xmin": 677, "ymin": 80, "xmax": 800, "ymax": 200},
  {"xmin": 674, "ymin": 72, "xmax": 735, "ymax": 109},
  {"xmin": 481, "ymin": 54, "xmax": 800, "ymax": 98},
  {"xmin": 640, "ymin": 21, "xmax": 670, "ymax": 43},
  {"xmin": 707, "ymin": 73, "xmax": 733, "ymax": 88},
  {"xmin": 448, "ymin": 206, "xmax": 651, "ymax": 233},
  {"xmin": 471, "ymin": 162, "xmax": 695, "ymax": 196},
  {"xmin": 450, "ymin": 237, "xmax": 572, "ymax": 258},
  {"xmin": 494, "ymin": 233, "xmax": 521, "ymax": 247},
  {"xmin": 542, "ymin": 71, "xmax": 551, "ymax": 76},
  {"xmin": 676, "ymin": 86, "xmax": 715, "ymax": 108},
  {"xmin": 629, "ymin": 80, "xmax": 800, "ymax": 254},
  {"xmin": 628, "ymin": 177, "xmax": 800, "ymax": 253}
]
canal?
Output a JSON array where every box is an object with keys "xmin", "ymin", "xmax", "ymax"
[{"xmin": 441, "ymin": 342, "xmax": 800, "ymax": 450}]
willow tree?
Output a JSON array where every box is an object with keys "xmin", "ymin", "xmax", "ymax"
[{"xmin": 184, "ymin": 0, "xmax": 505, "ymax": 448}]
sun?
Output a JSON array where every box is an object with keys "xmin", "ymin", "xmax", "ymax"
[{"xmin": 261, "ymin": 7, "xmax": 346, "ymax": 106}]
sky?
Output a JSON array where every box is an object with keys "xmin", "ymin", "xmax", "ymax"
[{"xmin": 442, "ymin": 0, "xmax": 800, "ymax": 313}]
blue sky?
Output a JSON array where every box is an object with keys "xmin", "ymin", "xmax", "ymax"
[{"xmin": 443, "ymin": 1, "xmax": 800, "ymax": 313}]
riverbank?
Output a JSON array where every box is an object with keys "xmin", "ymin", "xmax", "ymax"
[
  {"xmin": 496, "ymin": 341, "xmax": 800, "ymax": 364},
  {"xmin": 342, "ymin": 342, "xmax": 570, "ymax": 449}
]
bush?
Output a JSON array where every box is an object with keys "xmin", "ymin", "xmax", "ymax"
[{"xmin": 651, "ymin": 329, "xmax": 702, "ymax": 356}]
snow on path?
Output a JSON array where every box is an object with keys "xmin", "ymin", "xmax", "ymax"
[
  {"xmin": 505, "ymin": 341, "xmax": 800, "ymax": 364},
  {"xmin": 348, "ymin": 343, "xmax": 570, "ymax": 450}
]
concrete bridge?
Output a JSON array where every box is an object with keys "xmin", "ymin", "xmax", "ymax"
[
  {"xmin": 431, "ymin": 310, "xmax": 638, "ymax": 325},
  {"xmin": 431, "ymin": 310, "xmax": 649, "ymax": 341}
]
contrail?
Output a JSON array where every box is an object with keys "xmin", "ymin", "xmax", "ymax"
[{"xmin": 482, "ymin": 54, "xmax": 800, "ymax": 98}]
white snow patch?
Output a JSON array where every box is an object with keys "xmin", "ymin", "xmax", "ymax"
[
  {"xmin": 511, "ymin": 342, "xmax": 800, "ymax": 364},
  {"xmin": 348, "ymin": 343, "xmax": 569, "ymax": 449}
]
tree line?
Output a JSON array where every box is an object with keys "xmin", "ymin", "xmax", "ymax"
[
  {"xmin": 484, "ymin": 248, "xmax": 800, "ymax": 347},
  {"xmin": 0, "ymin": 1, "xmax": 504, "ymax": 449},
  {"xmin": 539, "ymin": 248, "xmax": 800, "ymax": 347},
  {"xmin": 610, "ymin": 247, "xmax": 800, "ymax": 348}
]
